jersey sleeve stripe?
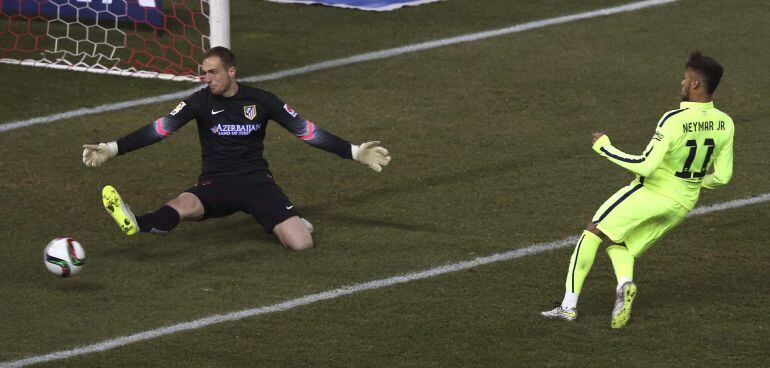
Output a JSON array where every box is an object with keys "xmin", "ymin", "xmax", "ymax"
[
  {"xmin": 657, "ymin": 108, "xmax": 687, "ymax": 127},
  {"xmin": 601, "ymin": 147, "xmax": 645, "ymax": 163},
  {"xmin": 154, "ymin": 118, "xmax": 171, "ymax": 136},
  {"xmin": 643, "ymin": 146, "xmax": 654, "ymax": 157},
  {"xmin": 297, "ymin": 121, "xmax": 316, "ymax": 140}
]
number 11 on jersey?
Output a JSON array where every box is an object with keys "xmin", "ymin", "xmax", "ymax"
[{"xmin": 675, "ymin": 138, "xmax": 715, "ymax": 179}]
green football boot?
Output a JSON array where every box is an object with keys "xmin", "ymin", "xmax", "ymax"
[
  {"xmin": 611, "ymin": 281, "xmax": 637, "ymax": 329},
  {"xmin": 102, "ymin": 185, "xmax": 139, "ymax": 235}
]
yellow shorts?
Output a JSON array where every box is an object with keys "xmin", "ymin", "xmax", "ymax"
[{"xmin": 592, "ymin": 182, "xmax": 690, "ymax": 257}]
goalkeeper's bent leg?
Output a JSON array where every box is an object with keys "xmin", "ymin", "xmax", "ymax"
[{"xmin": 137, "ymin": 205, "xmax": 181, "ymax": 234}]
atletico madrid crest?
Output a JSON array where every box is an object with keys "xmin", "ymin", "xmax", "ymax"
[{"xmin": 243, "ymin": 105, "xmax": 257, "ymax": 120}]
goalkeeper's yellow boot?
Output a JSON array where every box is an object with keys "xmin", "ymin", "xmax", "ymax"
[
  {"xmin": 102, "ymin": 185, "xmax": 138, "ymax": 236},
  {"xmin": 611, "ymin": 281, "xmax": 637, "ymax": 329}
]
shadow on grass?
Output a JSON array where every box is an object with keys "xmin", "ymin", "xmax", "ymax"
[
  {"xmin": 321, "ymin": 213, "xmax": 452, "ymax": 235},
  {"xmin": 302, "ymin": 155, "xmax": 555, "ymax": 211}
]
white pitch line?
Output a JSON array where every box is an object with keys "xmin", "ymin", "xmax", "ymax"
[
  {"xmin": 1, "ymin": 192, "xmax": 768, "ymax": 368},
  {"xmin": 687, "ymin": 193, "xmax": 770, "ymax": 216},
  {"xmin": 0, "ymin": 0, "xmax": 679, "ymax": 133}
]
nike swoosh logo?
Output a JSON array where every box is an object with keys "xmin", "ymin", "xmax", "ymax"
[
  {"xmin": 211, "ymin": 109, "xmax": 225, "ymax": 115},
  {"xmin": 285, "ymin": 205, "xmax": 294, "ymax": 210}
]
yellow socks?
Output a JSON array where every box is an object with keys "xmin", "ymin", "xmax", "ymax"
[
  {"xmin": 606, "ymin": 244, "xmax": 635, "ymax": 289},
  {"xmin": 564, "ymin": 230, "xmax": 603, "ymax": 295}
]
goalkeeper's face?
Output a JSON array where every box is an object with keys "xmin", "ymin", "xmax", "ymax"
[{"xmin": 201, "ymin": 56, "xmax": 237, "ymax": 97}]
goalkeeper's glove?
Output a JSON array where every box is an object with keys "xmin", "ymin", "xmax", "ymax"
[
  {"xmin": 82, "ymin": 142, "xmax": 118, "ymax": 167},
  {"xmin": 352, "ymin": 141, "xmax": 391, "ymax": 172}
]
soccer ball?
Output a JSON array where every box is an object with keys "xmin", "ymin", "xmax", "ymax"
[{"xmin": 43, "ymin": 238, "xmax": 86, "ymax": 277}]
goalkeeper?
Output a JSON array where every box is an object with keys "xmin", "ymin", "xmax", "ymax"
[
  {"xmin": 541, "ymin": 51, "xmax": 734, "ymax": 328},
  {"xmin": 82, "ymin": 46, "xmax": 391, "ymax": 251}
]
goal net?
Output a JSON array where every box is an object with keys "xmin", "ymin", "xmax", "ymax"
[{"xmin": 0, "ymin": 0, "xmax": 229, "ymax": 81}]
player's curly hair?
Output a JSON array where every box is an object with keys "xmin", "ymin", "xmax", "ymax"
[
  {"xmin": 685, "ymin": 51, "xmax": 723, "ymax": 95},
  {"xmin": 203, "ymin": 46, "xmax": 238, "ymax": 70}
]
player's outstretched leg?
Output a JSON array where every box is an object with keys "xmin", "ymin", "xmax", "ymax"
[
  {"xmin": 541, "ymin": 303, "xmax": 577, "ymax": 321},
  {"xmin": 102, "ymin": 185, "xmax": 139, "ymax": 235},
  {"xmin": 611, "ymin": 281, "xmax": 637, "ymax": 329}
]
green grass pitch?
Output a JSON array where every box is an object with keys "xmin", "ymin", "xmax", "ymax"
[{"xmin": 0, "ymin": 0, "xmax": 768, "ymax": 367}]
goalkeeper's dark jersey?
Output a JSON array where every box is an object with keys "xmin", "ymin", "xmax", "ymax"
[{"xmin": 116, "ymin": 83, "xmax": 352, "ymax": 183}]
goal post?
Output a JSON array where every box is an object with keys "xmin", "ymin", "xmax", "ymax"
[
  {"xmin": 0, "ymin": 0, "xmax": 230, "ymax": 81},
  {"xmin": 208, "ymin": 0, "xmax": 229, "ymax": 48}
]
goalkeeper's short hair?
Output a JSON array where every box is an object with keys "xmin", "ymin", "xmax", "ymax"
[{"xmin": 204, "ymin": 46, "xmax": 238, "ymax": 70}]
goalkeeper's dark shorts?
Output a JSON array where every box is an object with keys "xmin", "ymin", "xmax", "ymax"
[{"xmin": 185, "ymin": 177, "xmax": 298, "ymax": 233}]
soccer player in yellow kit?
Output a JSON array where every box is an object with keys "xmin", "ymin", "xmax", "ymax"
[{"xmin": 541, "ymin": 52, "xmax": 734, "ymax": 328}]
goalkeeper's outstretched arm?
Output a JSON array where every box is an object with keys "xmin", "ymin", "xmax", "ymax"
[
  {"xmin": 268, "ymin": 92, "xmax": 391, "ymax": 172},
  {"xmin": 279, "ymin": 118, "xmax": 392, "ymax": 172},
  {"xmin": 82, "ymin": 116, "xmax": 188, "ymax": 167}
]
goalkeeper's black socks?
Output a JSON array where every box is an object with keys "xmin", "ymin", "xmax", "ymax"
[{"xmin": 137, "ymin": 205, "xmax": 180, "ymax": 234}]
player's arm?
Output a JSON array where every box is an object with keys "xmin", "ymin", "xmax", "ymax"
[
  {"xmin": 591, "ymin": 128, "xmax": 668, "ymax": 178},
  {"xmin": 82, "ymin": 99, "xmax": 196, "ymax": 167},
  {"xmin": 702, "ymin": 123, "xmax": 734, "ymax": 189},
  {"xmin": 270, "ymin": 97, "xmax": 390, "ymax": 172},
  {"xmin": 114, "ymin": 115, "xmax": 188, "ymax": 154},
  {"xmin": 279, "ymin": 114, "xmax": 353, "ymax": 158}
]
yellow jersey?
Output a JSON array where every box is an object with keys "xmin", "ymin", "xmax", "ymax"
[{"xmin": 592, "ymin": 101, "xmax": 734, "ymax": 210}]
